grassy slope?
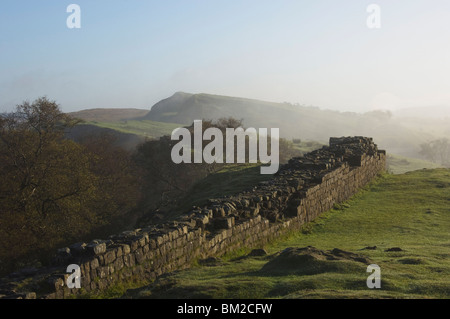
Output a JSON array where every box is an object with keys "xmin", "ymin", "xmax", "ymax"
[
  {"xmin": 142, "ymin": 164, "xmax": 273, "ymax": 223},
  {"xmin": 123, "ymin": 168, "xmax": 450, "ymax": 299},
  {"xmin": 89, "ymin": 120, "xmax": 181, "ymax": 139},
  {"xmin": 387, "ymin": 154, "xmax": 442, "ymax": 175},
  {"xmin": 70, "ymin": 108, "xmax": 149, "ymax": 122},
  {"xmin": 180, "ymin": 164, "xmax": 271, "ymax": 209},
  {"xmin": 143, "ymin": 92, "xmax": 448, "ymax": 158}
]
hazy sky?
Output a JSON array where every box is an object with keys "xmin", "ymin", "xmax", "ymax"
[{"xmin": 1, "ymin": 1, "xmax": 450, "ymax": 113}]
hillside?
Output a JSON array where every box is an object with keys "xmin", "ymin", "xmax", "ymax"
[
  {"xmin": 393, "ymin": 105, "xmax": 450, "ymax": 120},
  {"xmin": 387, "ymin": 154, "xmax": 443, "ymax": 174},
  {"xmin": 121, "ymin": 168, "xmax": 450, "ymax": 299},
  {"xmin": 67, "ymin": 111, "xmax": 181, "ymax": 148},
  {"xmin": 64, "ymin": 93, "xmax": 449, "ymax": 161},
  {"xmin": 69, "ymin": 108, "xmax": 148, "ymax": 122},
  {"xmin": 90, "ymin": 120, "xmax": 181, "ymax": 140},
  {"xmin": 142, "ymin": 92, "xmax": 447, "ymax": 158},
  {"xmin": 65, "ymin": 124, "xmax": 146, "ymax": 151}
]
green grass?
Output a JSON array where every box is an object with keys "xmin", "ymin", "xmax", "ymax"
[
  {"xmin": 181, "ymin": 164, "xmax": 272, "ymax": 209},
  {"xmin": 90, "ymin": 120, "xmax": 181, "ymax": 139},
  {"xmin": 157, "ymin": 164, "xmax": 273, "ymax": 221},
  {"xmin": 123, "ymin": 168, "xmax": 450, "ymax": 299},
  {"xmin": 386, "ymin": 153, "xmax": 442, "ymax": 174}
]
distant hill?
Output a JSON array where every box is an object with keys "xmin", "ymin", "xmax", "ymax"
[
  {"xmin": 141, "ymin": 92, "xmax": 443, "ymax": 158},
  {"xmin": 393, "ymin": 105, "xmax": 450, "ymax": 119},
  {"xmin": 142, "ymin": 91, "xmax": 301, "ymax": 125},
  {"xmin": 67, "ymin": 92, "xmax": 449, "ymax": 158},
  {"xmin": 69, "ymin": 108, "xmax": 148, "ymax": 122}
]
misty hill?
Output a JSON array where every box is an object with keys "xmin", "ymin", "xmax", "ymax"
[
  {"xmin": 67, "ymin": 92, "xmax": 449, "ymax": 159},
  {"xmin": 142, "ymin": 92, "xmax": 445, "ymax": 158},
  {"xmin": 393, "ymin": 105, "xmax": 450, "ymax": 119},
  {"xmin": 142, "ymin": 92, "xmax": 302, "ymax": 126},
  {"xmin": 70, "ymin": 108, "xmax": 148, "ymax": 122}
]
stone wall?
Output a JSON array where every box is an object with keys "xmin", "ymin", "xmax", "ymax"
[{"xmin": 0, "ymin": 137, "xmax": 386, "ymax": 299}]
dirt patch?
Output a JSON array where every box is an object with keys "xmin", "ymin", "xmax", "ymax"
[
  {"xmin": 398, "ymin": 258, "xmax": 424, "ymax": 265},
  {"xmin": 385, "ymin": 247, "xmax": 404, "ymax": 252},
  {"xmin": 361, "ymin": 246, "xmax": 377, "ymax": 250}
]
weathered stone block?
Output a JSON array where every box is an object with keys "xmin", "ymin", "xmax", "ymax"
[
  {"xmin": 86, "ymin": 243, "xmax": 106, "ymax": 256},
  {"xmin": 90, "ymin": 258, "xmax": 99, "ymax": 270},
  {"xmin": 135, "ymin": 248, "xmax": 145, "ymax": 264},
  {"xmin": 114, "ymin": 257, "xmax": 124, "ymax": 271},
  {"xmin": 97, "ymin": 266, "xmax": 109, "ymax": 279},
  {"xmin": 108, "ymin": 264, "xmax": 115, "ymax": 275},
  {"xmin": 137, "ymin": 235, "xmax": 148, "ymax": 247},
  {"xmin": 130, "ymin": 240, "xmax": 139, "ymax": 252},
  {"xmin": 213, "ymin": 217, "xmax": 235, "ymax": 229},
  {"xmin": 103, "ymin": 250, "xmax": 116, "ymax": 265},
  {"xmin": 123, "ymin": 254, "xmax": 135, "ymax": 268},
  {"xmin": 156, "ymin": 236, "xmax": 164, "ymax": 246},
  {"xmin": 121, "ymin": 244, "xmax": 131, "ymax": 255},
  {"xmin": 115, "ymin": 246, "xmax": 123, "ymax": 258}
]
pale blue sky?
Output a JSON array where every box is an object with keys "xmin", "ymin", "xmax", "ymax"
[{"xmin": 1, "ymin": 1, "xmax": 450, "ymax": 113}]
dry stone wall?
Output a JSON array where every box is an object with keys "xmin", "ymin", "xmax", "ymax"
[{"xmin": 0, "ymin": 136, "xmax": 386, "ymax": 299}]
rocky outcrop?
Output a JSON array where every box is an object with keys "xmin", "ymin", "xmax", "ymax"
[{"xmin": 0, "ymin": 136, "xmax": 385, "ymax": 299}]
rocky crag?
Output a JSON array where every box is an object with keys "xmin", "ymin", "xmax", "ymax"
[{"xmin": 0, "ymin": 136, "xmax": 385, "ymax": 299}]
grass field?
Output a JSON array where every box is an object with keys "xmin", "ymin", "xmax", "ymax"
[
  {"xmin": 386, "ymin": 153, "xmax": 442, "ymax": 174},
  {"xmin": 120, "ymin": 168, "xmax": 450, "ymax": 299}
]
